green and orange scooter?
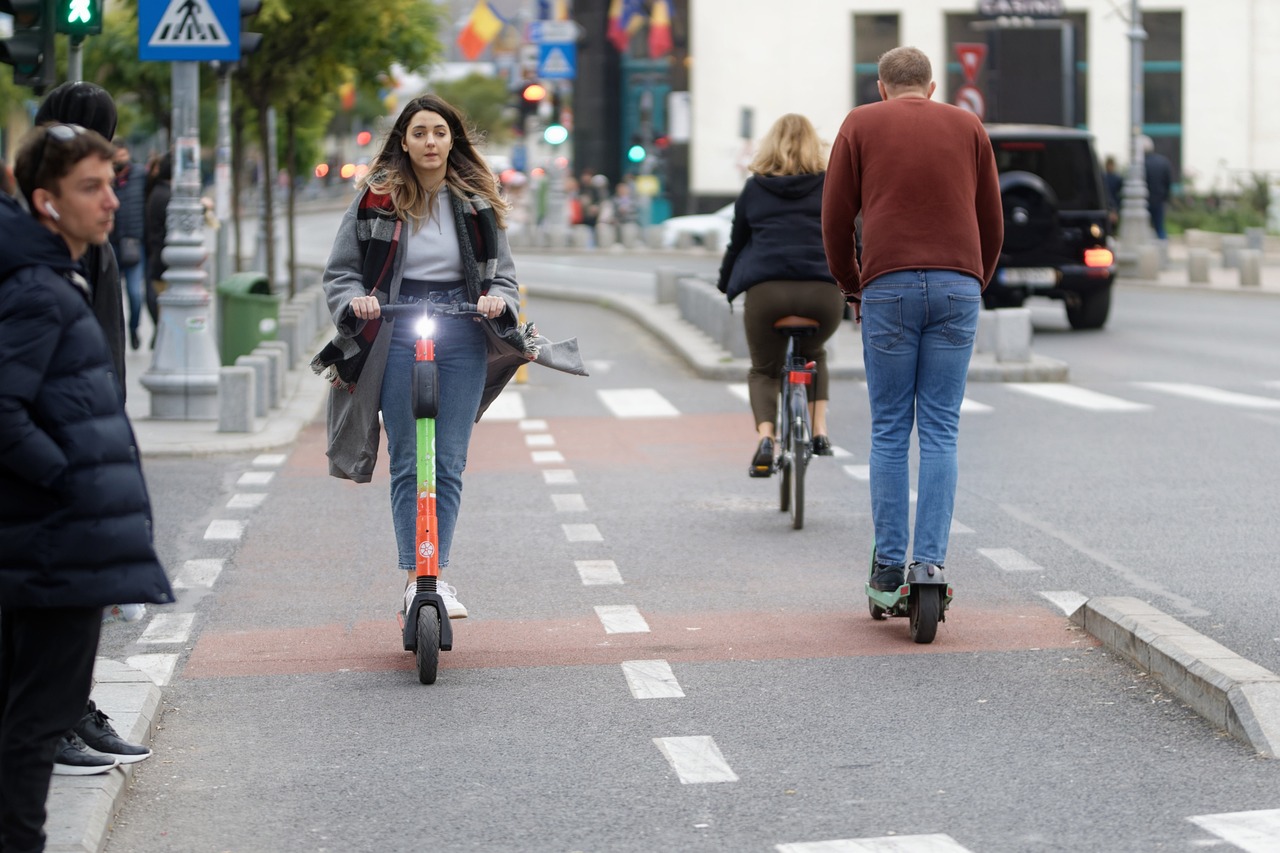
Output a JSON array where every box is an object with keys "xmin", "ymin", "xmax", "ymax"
[{"xmin": 865, "ymin": 543, "xmax": 954, "ymax": 644}]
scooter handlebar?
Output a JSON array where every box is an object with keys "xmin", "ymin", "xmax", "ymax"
[{"xmin": 372, "ymin": 300, "xmax": 482, "ymax": 319}]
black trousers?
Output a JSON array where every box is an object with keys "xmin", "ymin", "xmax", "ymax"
[{"xmin": 0, "ymin": 606, "xmax": 101, "ymax": 853}]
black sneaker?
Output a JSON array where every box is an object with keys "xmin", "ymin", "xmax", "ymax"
[
  {"xmin": 870, "ymin": 563, "xmax": 907, "ymax": 592},
  {"xmin": 812, "ymin": 435, "xmax": 834, "ymax": 456},
  {"xmin": 74, "ymin": 700, "xmax": 152, "ymax": 764},
  {"xmin": 52, "ymin": 732, "xmax": 119, "ymax": 776},
  {"xmin": 749, "ymin": 437, "xmax": 775, "ymax": 478}
]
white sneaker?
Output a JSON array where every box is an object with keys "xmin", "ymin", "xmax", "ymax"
[{"xmin": 405, "ymin": 579, "xmax": 468, "ymax": 619}]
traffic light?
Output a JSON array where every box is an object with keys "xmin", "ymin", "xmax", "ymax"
[
  {"xmin": 55, "ymin": 0, "xmax": 100, "ymax": 37},
  {"xmin": 239, "ymin": 0, "xmax": 262, "ymax": 57},
  {"xmin": 1, "ymin": 0, "xmax": 55, "ymax": 90},
  {"xmin": 517, "ymin": 82, "xmax": 546, "ymax": 126},
  {"xmin": 626, "ymin": 137, "xmax": 646, "ymax": 164}
]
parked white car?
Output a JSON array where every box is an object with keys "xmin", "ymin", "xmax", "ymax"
[{"xmin": 660, "ymin": 203, "xmax": 735, "ymax": 249}]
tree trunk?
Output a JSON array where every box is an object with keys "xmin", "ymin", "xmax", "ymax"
[
  {"xmin": 231, "ymin": 103, "xmax": 245, "ymax": 273},
  {"xmin": 256, "ymin": 102, "xmax": 276, "ymax": 293},
  {"xmin": 285, "ymin": 105, "xmax": 298, "ymax": 298}
]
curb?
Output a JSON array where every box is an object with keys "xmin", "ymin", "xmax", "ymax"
[
  {"xmin": 45, "ymin": 658, "xmax": 163, "ymax": 853},
  {"xmin": 1071, "ymin": 597, "xmax": 1280, "ymax": 757}
]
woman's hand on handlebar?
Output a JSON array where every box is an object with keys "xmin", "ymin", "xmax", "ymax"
[
  {"xmin": 476, "ymin": 294, "xmax": 506, "ymax": 319},
  {"xmin": 350, "ymin": 295, "xmax": 381, "ymax": 320}
]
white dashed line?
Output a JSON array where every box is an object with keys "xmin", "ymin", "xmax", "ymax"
[
  {"xmin": 483, "ymin": 392, "xmax": 527, "ymax": 421},
  {"xmin": 597, "ymin": 388, "xmax": 680, "ymax": 418},
  {"xmin": 776, "ymin": 834, "xmax": 976, "ymax": 853},
  {"xmin": 236, "ymin": 471, "xmax": 274, "ymax": 487},
  {"xmin": 1007, "ymin": 383, "xmax": 1151, "ymax": 412},
  {"xmin": 551, "ymin": 493, "xmax": 587, "ymax": 512},
  {"xmin": 1040, "ymin": 590, "xmax": 1088, "ymax": 616},
  {"xmin": 543, "ymin": 469, "xmax": 577, "ymax": 485},
  {"xmin": 226, "ymin": 493, "xmax": 266, "ymax": 509},
  {"xmin": 1135, "ymin": 382, "xmax": 1280, "ymax": 410},
  {"xmin": 594, "ymin": 605, "xmax": 649, "ymax": 634},
  {"xmin": 843, "ymin": 464, "xmax": 869, "ymax": 481},
  {"xmin": 139, "ymin": 612, "xmax": 196, "ymax": 644},
  {"xmin": 726, "ymin": 383, "xmax": 750, "ymax": 404},
  {"xmin": 1189, "ymin": 809, "xmax": 1280, "ymax": 853},
  {"xmin": 126, "ymin": 653, "xmax": 178, "ymax": 686},
  {"xmin": 950, "ymin": 519, "xmax": 974, "ymax": 534},
  {"xmin": 252, "ymin": 454, "xmax": 287, "ymax": 467},
  {"xmin": 562, "ymin": 523, "xmax": 602, "ymax": 542},
  {"xmin": 518, "ymin": 419, "xmax": 548, "ymax": 431},
  {"xmin": 204, "ymin": 519, "xmax": 245, "ymax": 541},
  {"xmin": 525, "ymin": 434, "xmax": 556, "ymax": 447},
  {"xmin": 575, "ymin": 560, "xmax": 623, "ymax": 585},
  {"xmin": 653, "ymin": 736, "xmax": 738, "ymax": 784},
  {"xmin": 173, "ymin": 558, "xmax": 224, "ymax": 589},
  {"xmin": 622, "ymin": 660, "xmax": 684, "ymax": 699},
  {"xmin": 961, "ymin": 397, "xmax": 993, "ymax": 413},
  {"xmin": 978, "ymin": 548, "xmax": 1044, "ymax": 573},
  {"xmin": 531, "ymin": 450, "xmax": 566, "ymax": 464}
]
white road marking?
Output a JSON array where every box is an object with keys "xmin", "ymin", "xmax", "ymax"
[
  {"xmin": 543, "ymin": 469, "xmax": 577, "ymax": 485},
  {"xmin": 525, "ymin": 433, "xmax": 556, "ymax": 447},
  {"xmin": 204, "ymin": 519, "xmax": 245, "ymax": 541},
  {"xmin": 653, "ymin": 736, "xmax": 738, "ymax": 784},
  {"xmin": 595, "ymin": 604, "xmax": 650, "ymax": 634},
  {"xmin": 961, "ymin": 397, "xmax": 993, "ymax": 413},
  {"xmin": 226, "ymin": 493, "xmax": 266, "ymax": 509},
  {"xmin": 252, "ymin": 453, "xmax": 287, "ymax": 467},
  {"xmin": 727, "ymin": 383, "xmax": 750, "ymax": 403},
  {"xmin": 562, "ymin": 523, "xmax": 603, "ymax": 542},
  {"xmin": 584, "ymin": 359, "xmax": 613, "ymax": 374},
  {"xmin": 575, "ymin": 559, "xmax": 623, "ymax": 585},
  {"xmin": 551, "ymin": 493, "xmax": 587, "ymax": 512},
  {"xmin": 1007, "ymin": 383, "xmax": 1152, "ymax": 412},
  {"xmin": 139, "ymin": 612, "xmax": 196, "ymax": 645},
  {"xmin": 776, "ymin": 835, "xmax": 976, "ymax": 852},
  {"xmin": 236, "ymin": 471, "xmax": 274, "ymax": 487},
  {"xmin": 622, "ymin": 660, "xmax": 685, "ymax": 699},
  {"xmin": 831, "ymin": 445, "xmax": 854, "ymax": 458},
  {"xmin": 978, "ymin": 547, "xmax": 1045, "ymax": 573},
  {"xmin": 126, "ymin": 654, "xmax": 178, "ymax": 686},
  {"xmin": 1040, "ymin": 590, "xmax": 1088, "ymax": 616},
  {"xmin": 843, "ymin": 464, "xmax": 869, "ymax": 481},
  {"xmin": 597, "ymin": 388, "xmax": 680, "ymax": 418},
  {"xmin": 531, "ymin": 450, "xmax": 565, "ymax": 464},
  {"xmin": 1189, "ymin": 809, "xmax": 1280, "ymax": 853},
  {"xmin": 518, "ymin": 419, "xmax": 548, "ymax": 431},
  {"xmin": 1135, "ymin": 382, "xmax": 1280, "ymax": 410},
  {"xmin": 951, "ymin": 519, "xmax": 974, "ymax": 534},
  {"xmin": 483, "ymin": 392, "xmax": 526, "ymax": 421},
  {"xmin": 173, "ymin": 558, "xmax": 224, "ymax": 589}
]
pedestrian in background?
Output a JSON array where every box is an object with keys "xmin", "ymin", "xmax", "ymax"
[
  {"xmin": 1142, "ymin": 135, "xmax": 1173, "ymax": 240},
  {"xmin": 314, "ymin": 94, "xmax": 585, "ymax": 622},
  {"xmin": 716, "ymin": 113, "xmax": 845, "ymax": 476},
  {"xmin": 143, "ymin": 152, "xmax": 172, "ymax": 349},
  {"xmin": 109, "ymin": 142, "xmax": 147, "ymax": 351},
  {"xmin": 0, "ymin": 122, "xmax": 174, "ymax": 853},
  {"xmin": 1103, "ymin": 155, "xmax": 1123, "ymax": 229},
  {"xmin": 822, "ymin": 46, "xmax": 1003, "ymax": 593}
]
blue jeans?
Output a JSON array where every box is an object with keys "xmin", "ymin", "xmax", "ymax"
[
  {"xmin": 380, "ymin": 290, "xmax": 487, "ymax": 574},
  {"xmin": 860, "ymin": 270, "xmax": 981, "ymax": 567},
  {"xmin": 121, "ymin": 253, "xmax": 145, "ymax": 335}
]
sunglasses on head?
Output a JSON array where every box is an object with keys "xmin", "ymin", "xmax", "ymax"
[{"xmin": 33, "ymin": 124, "xmax": 91, "ymax": 177}]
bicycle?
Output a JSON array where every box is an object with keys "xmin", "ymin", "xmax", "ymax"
[
  {"xmin": 379, "ymin": 298, "xmax": 483, "ymax": 685},
  {"xmin": 773, "ymin": 316, "xmax": 820, "ymax": 530}
]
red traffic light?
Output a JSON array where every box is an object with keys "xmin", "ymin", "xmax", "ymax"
[
  {"xmin": 654, "ymin": 135, "xmax": 670, "ymax": 149},
  {"xmin": 521, "ymin": 83, "xmax": 547, "ymax": 102},
  {"xmin": 356, "ymin": 131, "xmax": 372, "ymax": 146}
]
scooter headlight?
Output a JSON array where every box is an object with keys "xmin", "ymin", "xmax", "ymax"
[{"xmin": 415, "ymin": 316, "xmax": 435, "ymax": 339}]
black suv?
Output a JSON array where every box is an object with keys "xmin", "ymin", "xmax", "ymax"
[{"xmin": 984, "ymin": 125, "xmax": 1116, "ymax": 330}]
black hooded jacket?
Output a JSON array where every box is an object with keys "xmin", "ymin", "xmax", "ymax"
[
  {"xmin": 716, "ymin": 172, "xmax": 836, "ymax": 303},
  {"xmin": 0, "ymin": 193, "xmax": 173, "ymax": 608}
]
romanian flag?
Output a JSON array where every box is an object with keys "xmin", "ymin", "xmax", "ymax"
[
  {"xmin": 648, "ymin": 0, "xmax": 673, "ymax": 58},
  {"xmin": 457, "ymin": 1, "xmax": 504, "ymax": 61},
  {"xmin": 607, "ymin": 0, "xmax": 645, "ymax": 53},
  {"xmin": 539, "ymin": 0, "xmax": 569, "ymax": 19}
]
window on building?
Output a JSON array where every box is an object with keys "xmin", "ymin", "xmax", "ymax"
[
  {"xmin": 852, "ymin": 14, "xmax": 900, "ymax": 107},
  {"xmin": 1143, "ymin": 11, "xmax": 1182, "ymax": 181}
]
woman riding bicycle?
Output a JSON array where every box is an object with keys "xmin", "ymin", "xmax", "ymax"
[{"xmin": 716, "ymin": 113, "xmax": 847, "ymax": 476}]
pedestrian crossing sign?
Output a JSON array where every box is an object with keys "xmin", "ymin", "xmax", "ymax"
[
  {"xmin": 538, "ymin": 43, "xmax": 575, "ymax": 80},
  {"xmin": 138, "ymin": 0, "xmax": 242, "ymax": 61}
]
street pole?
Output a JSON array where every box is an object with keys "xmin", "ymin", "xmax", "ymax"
[
  {"xmin": 67, "ymin": 37, "xmax": 83, "ymax": 82},
  {"xmin": 140, "ymin": 60, "xmax": 221, "ymax": 419},
  {"xmin": 1117, "ymin": 0, "xmax": 1150, "ymax": 262},
  {"xmin": 213, "ymin": 61, "xmax": 232, "ymax": 288}
]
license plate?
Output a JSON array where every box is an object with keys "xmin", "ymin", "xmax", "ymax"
[{"xmin": 999, "ymin": 267, "xmax": 1057, "ymax": 286}]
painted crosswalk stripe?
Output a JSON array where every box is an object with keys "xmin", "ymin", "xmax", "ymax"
[
  {"xmin": 551, "ymin": 493, "xmax": 587, "ymax": 512},
  {"xmin": 126, "ymin": 653, "xmax": 179, "ymax": 687},
  {"xmin": 174, "ymin": 558, "xmax": 224, "ymax": 589},
  {"xmin": 519, "ymin": 419, "xmax": 548, "ymax": 431},
  {"xmin": 776, "ymin": 834, "xmax": 975, "ymax": 853},
  {"xmin": 595, "ymin": 604, "xmax": 649, "ymax": 634},
  {"xmin": 525, "ymin": 433, "xmax": 556, "ymax": 447},
  {"xmin": 1040, "ymin": 590, "xmax": 1088, "ymax": 616},
  {"xmin": 1007, "ymin": 383, "xmax": 1151, "ymax": 412},
  {"xmin": 1189, "ymin": 808, "xmax": 1280, "ymax": 852},
  {"xmin": 531, "ymin": 450, "xmax": 565, "ymax": 464},
  {"xmin": 543, "ymin": 469, "xmax": 577, "ymax": 485},
  {"xmin": 653, "ymin": 736, "xmax": 738, "ymax": 784},
  {"xmin": 204, "ymin": 519, "xmax": 245, "ymax": 541},
  {"xmin": 563, "ymin": 523, "xmax": 603, "ymax": 542},
  {"xmin": 139, "ymin": 612, "xmax": 196, "ymax": 645},
  {"xmin": 727, "ymin": 383, "xmax": 750, "ymax": 404},
  {"xmin": 622, "ymin": 660, "xmax": 685, "ymax": 699},
  {"xmin": 226, "ymin": 493, "xmax": 266, "ymax": 509},
  {"xmin": 575, "ymin": 559, "xmax": 623, "ymax": 585},
  {"xmin": 236, "ymin": 470, "xmax": 274, "ymax": 487},
  {"xmin": 252, "ymin": 453, "xmax": 287, "ymax": 467},
  {"xmin": 842, "ymin": 465, "xmax": 916, "ymax": 503},
  {"xmin": 961, "ymin": 397, "xmax": 993, "ymax": 413},
  {"xmin": 1135, "ymin": 381, "xmax": 1280, "ymax": 410},
  {"xmin": 979, "ymin": 548, "xmax": 1044, "ymax": 573},
  {"xmin": 484, "ymin": 392, "xmax": 527, "ymax": 421},
  {"xmin": 951, "ymin": 519, "xmax": 974, "ymax": 534},
  {"xmin": 597, "ymin": 388, "xmax": 680, "ymax": 418}
]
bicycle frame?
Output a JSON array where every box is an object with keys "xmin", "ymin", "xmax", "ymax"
[{"xmin": 777, "ymin": 334, "xmax": 816, "ymax": 528}]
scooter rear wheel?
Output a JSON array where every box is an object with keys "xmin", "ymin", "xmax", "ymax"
[
  {"xmin": 416, "ymin": 606, "xmax": 440, "ymax": 684},
  {"xmin": 908, "ymin": 587, "xmax": 941, "ymax": 644},
  {"xmin": 868, "ymin": 598, "xmax": 887, "ymax": 620}
]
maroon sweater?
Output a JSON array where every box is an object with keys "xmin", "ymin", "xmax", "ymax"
[{"xmin": 822, "ymin": 96, "xmax": 1004, "ymax": 296}]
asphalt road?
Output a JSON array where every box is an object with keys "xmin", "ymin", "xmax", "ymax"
[{"xmin": 97, "ymin": 242, "xmax": 1280, "ymax": 851}]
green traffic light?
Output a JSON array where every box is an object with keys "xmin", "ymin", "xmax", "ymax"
[
  {"xmin": 56, "ymin": 0, "xmax": 101, "ymax": 36},
  {"xmin": 543, "ymin": 124, "xmax": 568, "ymax": 146},
  {"xmin": 627, "ymin": 144, "xmax": 646, "ymax": 164}
]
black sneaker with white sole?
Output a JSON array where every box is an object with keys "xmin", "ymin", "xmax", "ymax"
[
  {"xmin": 74, "ymin": 700, "xmax": 152, "ymax": 764},
  {"xmin": 52, "ymin": 732, "xmax": 118, "ymax": 776}
]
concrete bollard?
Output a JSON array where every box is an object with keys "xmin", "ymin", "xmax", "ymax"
[
  {"xmin": 1239, "ymin": 249, "xmax": 1262, "ymax": 287},
  {"xmin": 1245, "ymin": 226, "xmax": 1266, "ymax": 253},
  {"xmin": 275, "ymin": 314, "xmax": 302, "ymax": 369},
  {"xmin": 675, "ymin": 277, "xmax": 699, "ymax": 326},
  {"xmin": 975, "ymin": 308, "xmax": 996, "ymax": 355},
  {"xmin": 544, "ymin": 227, "xmax": 569, "ymax": 249},
  {"xmin": 506, "ymin": 227, "xmax": 533, "ymax": 250},
  {"xmin": 703, "ymin": 229, "xmax": 725, "ymax": 253},
  {"xmin": 596, "ymin": 222, "xmax": 618, "ymax": 249},
  {"xmin": 217, "ymin": 366, "xmax": 256, "ymax": 433},
  {"xmin": 235, "ymin": 354, "xmax": 270, "ymax": 417},
  {"xmin": 1187, "ymin": 248, "xmax": 1212, "ymax": 284},
  {"xmin": 644, "ymin": 225, "xmax": 665, "ymax": 249},
  {"xmin": 1221, "ymin": 234, "xmax": 1247, "ymax": 269},
  {"xmin": 994, "ymin": 307, "xmax": 1032, "ymax": 364},
  {"xmin": 1137, "ymin": 244, "xmax": 1162, "ymax": 280},
  {"xmin": 254, "ymin": 341, "xmax": 289, "ymax": 406},
  {"xmin": 655, "ymin": 266, "xmax": 680, "ymax": 304},
  {"xmin": 620, "ymin": 222, "xmax": 642, "ymax": 249},
  {"xmin": 1183, "ymin": 228, "xmax": 1208, "ymax": 251},
  {"xmin": 722, "ymin": 307, "xmax": 749, "ymax": 358},
  {"xmin": 569, "ymin": 225, "xmax": 593, "ymax": 249},
  {"xmin": 674, "ymin": 231, "xmax": 696, "ymax": 250}
]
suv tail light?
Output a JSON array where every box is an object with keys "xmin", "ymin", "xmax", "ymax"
[{"xmin": 1084, "ymin": 247, "xmax": 1114, "ymax": 268}]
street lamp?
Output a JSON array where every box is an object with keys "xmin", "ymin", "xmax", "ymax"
[{"xmin": 1117, "ymin": 0, "xmax": 1150, "ymax": 262}]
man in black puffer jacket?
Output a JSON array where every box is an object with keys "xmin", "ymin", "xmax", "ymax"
[{"xmin": 0, "ymin": 124, "xmax": 174, "ymax": 853}]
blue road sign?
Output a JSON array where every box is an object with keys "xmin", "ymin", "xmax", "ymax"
[
  {"xmin": 538, "ymin": 42, "xmax": 575, "ymax": 80},
  {"xmin": 139, "ymin": 0, "xmax": 242, "ymax": 61}
]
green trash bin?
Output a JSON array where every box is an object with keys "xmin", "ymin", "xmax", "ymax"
[{"xmin": 216, "ymin": 272, "xmax": 280, "ymax": 366}]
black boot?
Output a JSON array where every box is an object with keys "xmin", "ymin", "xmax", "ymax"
[{"xmin": 748, "ymin": 437, "xmax": 775, "ymax": 477}]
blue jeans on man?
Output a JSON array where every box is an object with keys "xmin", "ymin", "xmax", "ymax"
[
  {"xmin": 379, "ymin": 289, "xmax": 487, "ymax": 574},
  {"xmin": 860, "ymin": 270, "xmax": 981, "ymax": 569}
]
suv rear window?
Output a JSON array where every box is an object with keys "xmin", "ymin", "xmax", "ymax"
[{"xmin": 992, "ymin": 139, "xmax": 1103, "ymax": 211}]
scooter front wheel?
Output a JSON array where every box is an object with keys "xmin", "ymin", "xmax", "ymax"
[
  {"xmin": 416, "ymin": 607, "xmax": 441, "ymax": 684},
  {"xmin": 908, "ymin": 587, "xmax": 941, "ymax": 644},
  {"xmin": 868, "ymin": 598, "xmax": 887, "ymax": 620}
]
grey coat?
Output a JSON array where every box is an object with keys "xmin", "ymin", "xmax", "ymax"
[{"xmin": 320, "ymin": 189, "xmax": 586, "ymax": 483}]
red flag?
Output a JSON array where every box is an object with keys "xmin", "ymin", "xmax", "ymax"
[
  {"xmin": 608, "ymin": 0, "xmax": 645, "ymax": 53},
  {"xmin": 457, "ymin": 1, "xmax": 504, "ymax": 61},
  {"xmin": 648, "ymin": 0, "xmax": 673, "ymax": 58}
]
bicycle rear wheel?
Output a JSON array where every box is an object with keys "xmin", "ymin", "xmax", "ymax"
[{"xmin": 788, "ymin": 414, "xmax": 807, "ymax": 529}]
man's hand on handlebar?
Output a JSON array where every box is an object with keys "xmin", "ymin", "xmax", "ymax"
[{"xmin": 476, "ymin": 294, "xmax": 505, "ymax": 319}]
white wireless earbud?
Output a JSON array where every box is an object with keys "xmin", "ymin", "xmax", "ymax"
[{"xmin": 44, "ymin": 202, "xmax": 60, "ymax": 222}]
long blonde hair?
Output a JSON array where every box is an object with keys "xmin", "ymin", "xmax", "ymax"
[
  {"xmin": 364, "ymin": 93, "xmax": 508, "ymax": 229},
  {"xmin": 748, "ymin": 113, "xmax": 827, "ymax": 177}
]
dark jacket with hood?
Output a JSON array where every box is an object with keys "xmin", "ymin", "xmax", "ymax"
[
  {"xmin": 716, "ymin": 172, "xmax": 836, "ymax": 303},
  {"xmin": 0, "ymin": 193, "xmax": 173, "ymax": 609}
]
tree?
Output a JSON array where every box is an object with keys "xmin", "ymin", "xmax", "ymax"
[{"xmin": 432, "ymin": 72, "xmax": 515, "ymax": 148}]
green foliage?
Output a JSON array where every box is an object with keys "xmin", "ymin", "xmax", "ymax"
[
  {"xmin": 431, "ymin": 73, "xmax": 514, "ymax": 147},
  {"xmin": 1168, "ymin": 173, "xmax": 1271, "ymax": 236}
]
